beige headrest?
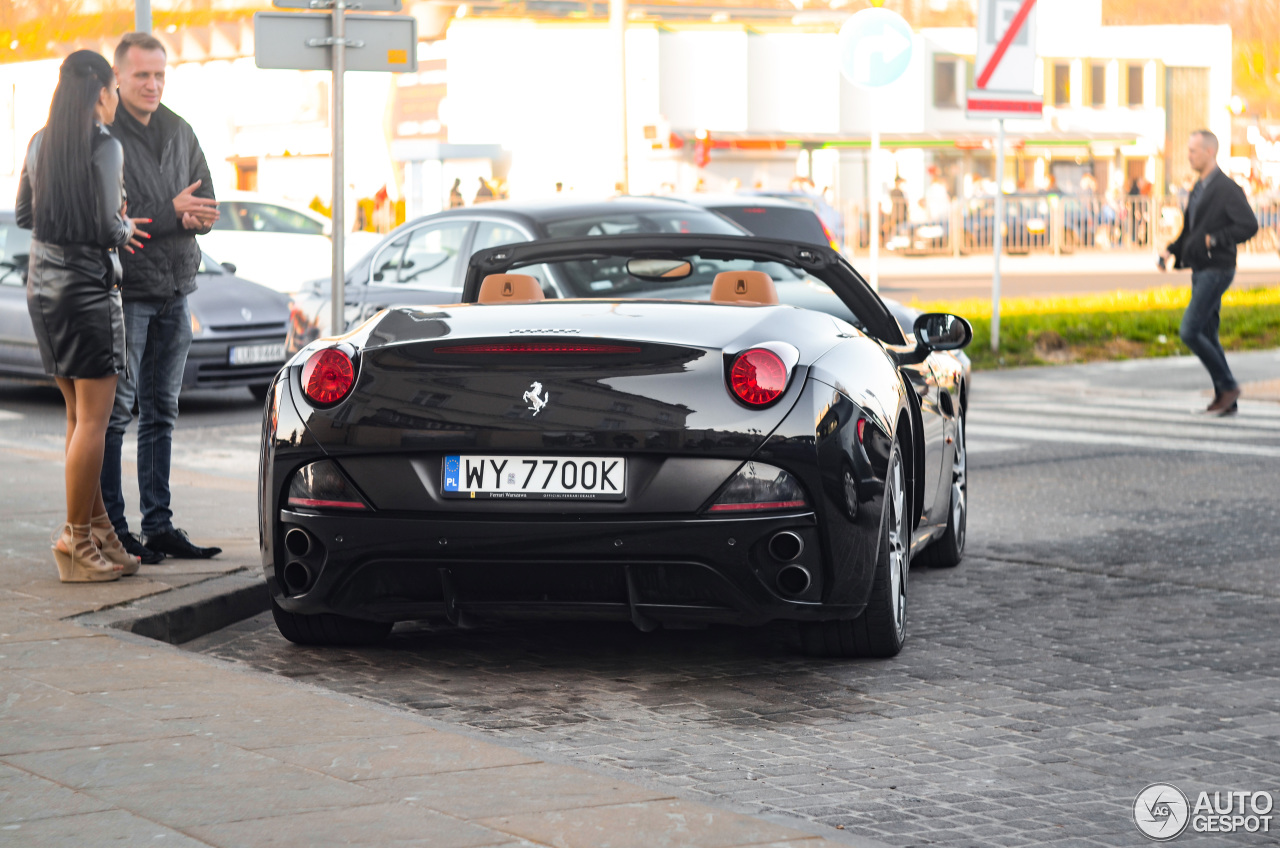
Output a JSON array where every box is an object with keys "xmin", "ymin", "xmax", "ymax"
[
  {"xmin": 710, "ymin": 270, "xmax": 778, "ymax": 305},
  {"xmin": 478, "ymin": 274, "xmax": 545, "ymax": 304}
]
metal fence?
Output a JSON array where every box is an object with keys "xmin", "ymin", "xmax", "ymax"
[{"xmin": 840, "ymin": 196, "xmax": 1280, "ymax": 259}]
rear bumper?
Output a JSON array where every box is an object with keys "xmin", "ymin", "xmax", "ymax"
[{"xmin": 268, "ymin": 509, "xmax": 866, "ymax": 627}]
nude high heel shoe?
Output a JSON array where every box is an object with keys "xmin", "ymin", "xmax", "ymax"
[
  {"xmin": 52, "ymin": 523, "xmax": 123, "ymax": 583},
  {"xmin": 90, "ymin": 514, "xmax": 140, "ymax": 576}
]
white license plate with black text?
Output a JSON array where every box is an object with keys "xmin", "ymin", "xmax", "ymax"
[
  {"xmin": 229, "ymin": 343, "xmax": 286, "ymax": 366},
  {"xmin": 442, "ymin": 455, "xmax": 625, "ymax": 500}
]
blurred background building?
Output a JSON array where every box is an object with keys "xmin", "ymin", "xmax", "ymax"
[{"xmin": 1, "ymin": 0, "xmax": 1277, "ymax": 228}]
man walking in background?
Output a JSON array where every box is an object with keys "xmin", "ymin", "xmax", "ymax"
[
  {"xmin": 101, "ymin": 32, "xmax": 222, "ymax": 561},
  {"xmin": 1161, "ymin": 130, "xmax": 1259, "ymax": 416}
]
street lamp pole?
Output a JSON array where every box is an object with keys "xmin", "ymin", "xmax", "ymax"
[{"xmin": 610, "ymin": 0, "xmax": 628, "ymax": 193}]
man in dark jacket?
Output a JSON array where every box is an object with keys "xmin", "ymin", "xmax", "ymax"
[
  {"xmin": 101, "ymin": 32, "xmax": 222, "ymax": 561},
  {"xmin": 1160, "ymin": 130, "xmax": 1259, "ymax": 416}
]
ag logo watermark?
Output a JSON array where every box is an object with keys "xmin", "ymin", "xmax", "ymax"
[
  {"xmin": 1134, "ymin": 784, "xmax": 1189, "ymax": 841},
  {"xmin": 1134, "ymin": 783, "xmax": 1274, "ymax": 840}
]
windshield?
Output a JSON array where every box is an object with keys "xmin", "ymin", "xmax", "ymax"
[
  {"xmin": 542, "ymin": 209, "xmax": 746, "ymax": 239},
  {"xmin": 518, "ymin": 254, "xmax": 806, "ymax": 300}
]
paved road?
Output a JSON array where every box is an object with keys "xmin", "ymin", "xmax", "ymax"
[{"xmin": 168, "ymin": 352, "xmax": 1280, "ymax": 848}]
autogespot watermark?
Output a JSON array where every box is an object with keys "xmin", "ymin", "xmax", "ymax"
[{"xmin": 1133, "ymin": 783, "xmax": 1274, "ymax": 840}]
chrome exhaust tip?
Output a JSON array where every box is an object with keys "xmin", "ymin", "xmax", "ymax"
[
  {"xmin": 282, "ymin": 560, "xmax": 314, "ymax": 595},
  {"xmin": 775, "ymin": 564, "xmax": 812, "ymax": 597},
  {"xmin": 284, "ymin": 527, "xmax": 313, "ymax": 558},
  {"xmin": 768, "ymin": 530, "xmax": 804, "ymax": 562}
]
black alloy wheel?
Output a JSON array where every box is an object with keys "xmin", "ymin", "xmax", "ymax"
[
  {"xmin": 918, "ymin": 404, "xmax": 966, "ymax": 568},
  {"xmin": 801, "ymin": 438, "xmax": 908, "ymax": 658}
]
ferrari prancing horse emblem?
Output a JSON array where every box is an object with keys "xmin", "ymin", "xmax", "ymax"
[{"xmin": 522, "ymin": 381, "xmax": 550, "ymax": 415}]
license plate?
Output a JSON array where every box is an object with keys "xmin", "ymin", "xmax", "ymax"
[
  {"xmin": 442, "ymin": 455, "xmax": 625, "ymax": 501},
  {"xmin": 229, "ymin": 342, "xmax": 286, "ymax": 366}
]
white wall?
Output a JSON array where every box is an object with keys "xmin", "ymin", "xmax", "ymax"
[
  {"xmin": 746, "ymin": 32, "xmax": 839, "ymax": 135},
  {"xmin": 658, "ymin": 29, "xmax": 749, "ymax": 133}
]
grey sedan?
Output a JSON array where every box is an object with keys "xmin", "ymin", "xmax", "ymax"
[{"xmin": 0, "ymin": 210, "xmax": 290, "ymax": 399}]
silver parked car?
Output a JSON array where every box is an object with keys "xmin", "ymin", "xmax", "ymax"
[{"xmin": 0, "ymin": 210, "xmax": 291, "ymax": 399}]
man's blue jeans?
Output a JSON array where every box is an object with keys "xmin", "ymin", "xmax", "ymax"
[
  {"xmin": 101, "ymin": 295, "xmax": 193, "ymax": 537},
  {"xmin": 1180, "ymin": 268, "xmax": 1238, "ymax": 395}
]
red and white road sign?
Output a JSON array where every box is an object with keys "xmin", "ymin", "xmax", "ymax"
[{"xmin": 967, "ymin": 0, "xmax": 1041, "ymax": 119}]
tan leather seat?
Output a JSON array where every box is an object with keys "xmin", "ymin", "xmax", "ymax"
[
  {"xmin": 710, "ymin": 270, "xmax": 778, "ymax": 305},
  {"xmin": 478, "ymin": 273, "xmax": 545, "ymax": 304}
]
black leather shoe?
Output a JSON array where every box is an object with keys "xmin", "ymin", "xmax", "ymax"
[
  {"xmin": 120, "ymin": 531, "xmax": 165, "ymax": 565},
  {"xmin": 143, "ymin": 528, "xmax": 222, "ymax": 559}
]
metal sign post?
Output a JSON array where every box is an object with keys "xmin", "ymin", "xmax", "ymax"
[
  {"xmin": 838, "ymin": 7, "xmax": 913, "ymax": 292},
  {"xmin": 992, "ymin": 118, "xmax": 1004, "ymax": 353},
  {"xmin": 967, "ymin": 0, "xmax": 1039, "ymax": 353},
  {"xmin": 255, "ymin": 0, "xmax": 414, "ymax": 335},
  {"xmin": 331, "ymin": 0, "xmax": 347, "ymax": 336},
  {"xmin": 135, "ymin": 0, "xmax": 151, "ymax": 33}
]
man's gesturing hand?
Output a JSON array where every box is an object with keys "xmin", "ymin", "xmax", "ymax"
[{"xmin": 174, "ymin": 179, "xmax": 219, "ymax": 229}]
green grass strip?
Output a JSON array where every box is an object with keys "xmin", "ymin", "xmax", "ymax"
[{"xmin": 912, "ymin": 285, "xmax": 1280, "ymax": 370}]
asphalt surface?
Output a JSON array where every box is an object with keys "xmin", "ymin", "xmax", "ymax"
[{"xmin": 4, "ymin": 352, "xmax": 1279, "ymax": 847}]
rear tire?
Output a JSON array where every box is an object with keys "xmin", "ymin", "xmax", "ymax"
[
  {"xmin": 802, "ymin": 439, "xmax": 908, "ymax": 658},
  {"xmin": 270, "ymin": 597, "xmax": 392, "ymax": 646},
  {"xmin": 918, "ymin": 405, "xmax": 966, "ymax": 569}
]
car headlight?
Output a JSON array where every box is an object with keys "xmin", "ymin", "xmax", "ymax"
[{"xmin": 190, "ymin": 311, "xmax": 202, "ymax": 337}]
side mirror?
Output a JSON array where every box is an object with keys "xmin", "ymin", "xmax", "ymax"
[
  {"xmin": 913, "ymin": 313, "xmax": 972, "ymax": 351},
  {"xmin": 220, "ymin": 261, "xmax": 237, "ymax": 275}
]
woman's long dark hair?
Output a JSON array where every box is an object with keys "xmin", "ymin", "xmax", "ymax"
[{"xmin": 32, "ymin": 50, "xmax": 115, "ymax": 245}]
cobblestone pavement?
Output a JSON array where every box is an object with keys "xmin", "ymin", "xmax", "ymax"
[{"xmin": 189, "ymin": 360, "xmax": 1280, "ymax": 848}]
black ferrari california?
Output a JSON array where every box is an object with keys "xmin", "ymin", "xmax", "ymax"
[{"xmin": 259, "ymin": 234, "xmax": 971, "ymax": 657}]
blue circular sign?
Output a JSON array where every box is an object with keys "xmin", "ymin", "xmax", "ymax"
[{"xmin": 838, "ymin": 7, "xmax": 914, "ymax": 89}]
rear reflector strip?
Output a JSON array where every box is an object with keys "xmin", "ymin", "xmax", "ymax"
[
  {"xmin": 287, "ymin": 497, "xmax": 368, "ymax": 510},
  {"xmin": 707, "ymin": 500, "xmax": 807, "ymax": 512},
  {"xmin": 435, "ymin": 343, "xmax": 641, "ymax": 354}
]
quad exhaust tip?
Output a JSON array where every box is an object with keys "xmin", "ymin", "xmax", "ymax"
[
  {"xmin": 283, "ymin": 560, "xmax": 314, "ymax": 595},
  {"xmin": 775, "ymin": 564, "xmax": 812, "ymax": 597},
  {"xmin": 768, "ymin": 530, "xmax": 804, "ymax": 562},
  {"xmin": 284, "ymin": 527, "xmax": 312, "ymax": 558}
]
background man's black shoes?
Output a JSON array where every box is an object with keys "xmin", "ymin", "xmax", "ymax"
[
  {"xmin": 143, "ymin": 528, "xmax": 222, "ymax": 559},
  {"xmin": 119, "ymin": 531, "xmax": 165, "ymax": 565}
]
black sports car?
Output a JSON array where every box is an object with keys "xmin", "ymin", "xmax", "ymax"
[{"xmin": 260, "ymin": 234, "xmax": 971, "ymax": 657}]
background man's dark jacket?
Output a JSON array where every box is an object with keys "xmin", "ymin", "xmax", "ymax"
[
  {"xmin": 109, "ymin": 102, "xmax": 214, "ymax": 301},
  {"xmin": 1167, "ymin": 171, "xmax": 1258, "ymax": 271}
]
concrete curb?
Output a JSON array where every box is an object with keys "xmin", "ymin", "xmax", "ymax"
[{"xmin": 75, "ymin": 569, "xmax": 269, "ymax": 644}]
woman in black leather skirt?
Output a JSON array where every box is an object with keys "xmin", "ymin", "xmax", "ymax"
[{"xmin": 15, "ymin": 51, "xmax": 150, "ymax": 582}]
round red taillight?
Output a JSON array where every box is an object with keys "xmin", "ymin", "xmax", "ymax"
[
  {"xmin": 301, "ymin": 348, "xmax": 355, "ymax": 405},
  {"xmin": 729, "ymin": 348, "xmax": 788, "ymax": 406}
]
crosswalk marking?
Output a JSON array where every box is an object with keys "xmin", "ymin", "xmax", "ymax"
[
  {"xmin": 969, "ymin": 388, "xmax": 1280, "ymax": 458},
  {"xmin": 968, "ymin": 423, "xmax": 1280, "ymax": 459},
  {"xmin": 977, "ymin": 400, "xmax": 1280, "ymax": 430},
  {"xmin": 973, "ymin": 409, "xmax": 1280, "ymax": 442}
]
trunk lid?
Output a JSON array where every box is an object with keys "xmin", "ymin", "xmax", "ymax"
[{"xmin": 303, "ymin": 301, "xmax": 832, "ymax": 459}]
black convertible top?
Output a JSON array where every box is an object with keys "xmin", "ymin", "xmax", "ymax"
[{"xmin": 461, "ymin": 234, "xmax": 907, "ymax": 346}]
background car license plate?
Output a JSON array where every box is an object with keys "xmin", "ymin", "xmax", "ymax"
[
  {"xmin": 229, "ymin": 343, "xmax": 286, "ymax": 365},
  {"xmin": 442, "ymin": 455, "xmax": 625, "ymax": 500}
]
